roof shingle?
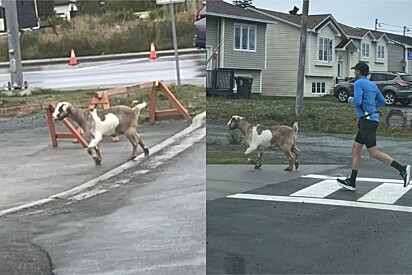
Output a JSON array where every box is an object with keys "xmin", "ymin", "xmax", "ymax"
[{"xmin": 207, "ymin": 0, "xmax": 274, "ymax": 22}]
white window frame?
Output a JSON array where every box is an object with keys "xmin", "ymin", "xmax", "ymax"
[
  {"xmin": 206, "ymin": 47, "xmax": 213, "ymax": 70},
  {"xmin": 311, "ymin": 82, "xmax": 326, "ymax": 95},
  {"xmin": 234, "ymin": 23, "xmax": 257, "ymax": 52},
  {"xmin": 377, "ymin": 45, "xmax": 385, "ymax": 59},
  {"xmin": 318, "ymin": 37, "xmax": 333, "ymax": 63},
  {"xmin": 338, "ymin": 61, "xmax": 343, "ymax": 79},
  {"xmin": 362, "ymin": 43, "xmax": 370, "ymax": 58}
]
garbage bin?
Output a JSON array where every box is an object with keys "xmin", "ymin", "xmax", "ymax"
[{"xmin": 235, "ymin": 76, "xmax": 254, "ymax": 98}]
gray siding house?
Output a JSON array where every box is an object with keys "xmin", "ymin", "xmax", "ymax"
[
  {"xmin": 206, "ymin": 0, "xmax": 273, "ymax": 94},
  {"xmin": 250, "ymin": 8, "xmax": 352, "ymax": 97},
  {"xmin": 385, "ymin": 33, "xmax": 412, "ymax": 74}
]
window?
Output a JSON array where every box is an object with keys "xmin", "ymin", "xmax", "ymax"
[
  {"xmin": 318, "ymin": 38, "xmax": 332, "ymax": 62},
  {"xmin": 362, "ymin": 43, "xmax": 370, "ymax": 58},
  {"xmin": 377, "ymin": 45, "xmax": 385, "ymax": 59},
  {"xmin": 312, "ymin": 82, "xmax": 326, "ymax": 94},
  {"xmin": 234, "ymin": 24, "xmax": 256, "ymax": 51}
]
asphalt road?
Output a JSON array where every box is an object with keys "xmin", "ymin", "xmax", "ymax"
[
  {"xmin": 0, "ymin": 53, "xmax": 205, "ymax": 90},
  {"xmin": 0, "ymin": 139, "xmax": 205, "ymax": 275},
  {"xmin": 206, "ymin": 122, "xmax": 412, "ymax": 274}
]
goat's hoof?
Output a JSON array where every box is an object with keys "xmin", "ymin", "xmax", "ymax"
[
  {"xmin": 144, "ymin": 148, "xmax": 149, "ymax": 157},
  {"xmin": 254, "ymin": 165, "xmax": 261, "ymax": 170},
  {"xmin": 295, "ymin": 162, "xmax": 299, "ymax": 170},
  {"xmin": 129, "ymin": 156, "xmax": 137, "ymax": 161},
  {"xmin": 93, "ymin": 157, "xmax": 101, "ymax": 165},
  {"xmin": 284, "ymin": 167, "xmax": 292, "ymax": 171}
]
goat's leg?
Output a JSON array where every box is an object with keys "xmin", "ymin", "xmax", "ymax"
[
  {"xmin": 244, "ymin": 146, "xmax": 258, "ymax": 167},
  {"xmin": 254, "ymin": 151, "xmax": 263, "ymax": 169},
  {"xmin": 124, "ymin": 131, "xmax": 138, "ymax": 160},
  {"xmin": 291, "ymin": 145, "xmax": 301, "ymax": 170},
  {"xmin": 136, "ymin": 133, "xmax": 149, "ymax": 157},
  {"xmin": 280, "ymin": 146, "xmax": 295, "ymax": 171},
  {"xmin": 88, "ymin": 133, "xmax": 103, "ymax": 165}
]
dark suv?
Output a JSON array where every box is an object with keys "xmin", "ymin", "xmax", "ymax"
[
  {"xmin": 333, "ymin": 72, "xmax": 412, "ymax": 106},
  {"xmin": 193, "ymin": 1, "xmax": 206, "ymax": 49}
]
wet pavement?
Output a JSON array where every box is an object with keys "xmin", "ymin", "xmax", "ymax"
[{"xmin": 0, "ymin": 111, "xmax": 191, "ymax": 212}]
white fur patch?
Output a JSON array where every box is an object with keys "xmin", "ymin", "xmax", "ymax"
[
  {"xmin": 52, "ymin": 102, "xmax": 70, "ymax": 120},
  {"xmin": 244, "ymin": 126, "xmax": 272, "ymax": 154},
  {"xmin": 90, "ymin": 110, "xmax": 120, "ymax": 136}
]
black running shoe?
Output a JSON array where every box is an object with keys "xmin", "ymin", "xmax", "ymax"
[
  {"xmin": 400, "ymin": 165, "xmax": 411, "ymax": 187},
  {"xmin": 337, "ymin": 178, "xmax": 356, "ymax": 191}
]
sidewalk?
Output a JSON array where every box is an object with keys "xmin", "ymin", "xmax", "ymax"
[{"xmin": 0, "ymin": 112, "xmax": 190, "ymax": 212}]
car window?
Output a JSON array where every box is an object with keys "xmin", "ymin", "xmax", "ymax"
[
  {"xmin": 400, "ymin": 75, "xmax": 412, "ymax": 82},
  {"xmin": 372, "ymin": 74, "xmax": 388, "ymax": 81},
  {"xmin": 368, "ymin": 74, "xmax": 375, "ymax": 81},
  {"xmin": 385, "ymin": 74, "xmax": 396, "ymax": 81}
]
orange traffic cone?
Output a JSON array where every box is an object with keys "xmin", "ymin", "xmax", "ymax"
[
  {"xmin": 69, "ymin": 49, "xmax": 78, "ymax": 66},
  {"xmin": 149, "ymin": 42, "xmax": 157, "ymax": 60}
]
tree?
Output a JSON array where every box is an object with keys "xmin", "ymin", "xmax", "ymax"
[{"xmin": 233, "ymin": 0, "xmax": 254, "ymax": 8}]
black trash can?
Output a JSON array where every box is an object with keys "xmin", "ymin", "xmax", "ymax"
[{"xmin": 235, "ymin": 76, "xmax": 254, "ymax": 98}]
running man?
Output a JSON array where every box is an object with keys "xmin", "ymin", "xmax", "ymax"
[{"xmin": 337, "ymin": 62, "xmax": 410, "ymax": 190}]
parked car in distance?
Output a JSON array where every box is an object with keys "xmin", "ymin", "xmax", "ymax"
[
  {"xmin": 194, "ymin": 1, "xmax": 206, "ymax": 49},
  {"xmin": 333, "ymin": 72, "xmax": 412, "ymax": 106}
]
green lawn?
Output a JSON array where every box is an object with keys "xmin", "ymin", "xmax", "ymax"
[{"xmin": 207, "ymin": 95, "xmax": 412, "ymax": 138}]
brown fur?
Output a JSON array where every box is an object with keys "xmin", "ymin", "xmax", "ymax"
[{"xmin": 227, "ymin": 116, "xmax": 301, "ymax": 171}]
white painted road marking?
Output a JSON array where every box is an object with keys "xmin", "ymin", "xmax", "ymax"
[
  {"xmin": 227, "ymin": 193, "xmax": 412, "ymax": 213},
  {"xmin": 225, "ymin": 174, "xmax": 412, "ymax": 213},
  {"xmin": 291, "ymin": 179, "xmax": 342, "ymax": 198},
  {"xmin": 358, "ymin": 183, "xmax": 412, "ymax": 204},
  {"xmin": 302, "ymin": 174, "xmax": 404, "ymax": 184}
]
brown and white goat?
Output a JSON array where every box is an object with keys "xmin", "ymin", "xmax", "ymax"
[
  {"xmin": 227, "ymin": 115, "xmax": 301, "ymax": 171},
  {"xmin": 52, "ymin": 101, "xmax": 149, "ymax": 165}
]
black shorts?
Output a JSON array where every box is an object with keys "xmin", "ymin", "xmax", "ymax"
[{"xmin": 354, "ymin": 118, "xmax": 379, "ymax": 148}]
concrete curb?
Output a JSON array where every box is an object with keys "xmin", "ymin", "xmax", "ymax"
[
  {"xmin": 0, "ymin": 48, "xmax": 205, "ymax": 68},
  {"xmin": 0, "ymin": 111, "xmax": 206, "ymax": 218}
]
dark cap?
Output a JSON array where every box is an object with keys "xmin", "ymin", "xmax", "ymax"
[{"xmin": 351, "ymin": 62, "xmax": 369, "ymax": 75}]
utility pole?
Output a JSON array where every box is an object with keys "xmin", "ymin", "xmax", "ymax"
[
  {"xmin": 169, "ymin": 3, "xmax": 181, "ymax": 85},
  {"xmin": 4, "ymin": 0, "xmax": 24, "ymax": 91},
  {"xmin": 295, "ymin": 0, "xmax": 309, "ymax": 118}
]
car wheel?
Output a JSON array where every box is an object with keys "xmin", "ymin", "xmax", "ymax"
[
  {"xmin": 337, "ymin": 89, "xmax": 349, "ymax": 103},
  {"xmin": 400, "ymin": 99, "xmax": 411, "ymax": 106},
  {"xmin": 383, "ymin": 91, "xmax": 397, "ymax": 106}
]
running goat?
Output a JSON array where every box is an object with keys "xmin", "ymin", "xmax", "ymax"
[
  {"xmin": 52, "ymin": 101, "xmax": 149, "ymax": 165},
  {"xmin": 227, "ymin": 115, "xmax": 301, "ymax": 171}
]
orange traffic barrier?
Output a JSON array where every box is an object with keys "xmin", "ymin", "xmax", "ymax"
[
  {"xmin": 69, "ymin": 48, "xmax": 78, "ymax": 66},
  {"xmin": 45, "ymin": 103, "xmax": 87, "ymax": 148},
  {"xmin": 149, "ymin": 42, "xmax": 157, "ymax": 60},
  {"xmin": 149, "ymin": 81, "xmax": 192, "ymax": 124}
]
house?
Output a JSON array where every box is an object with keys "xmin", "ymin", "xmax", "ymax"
[
  {"xmin": 250, "ymin": 7, "xmax": 360, "ymax": 97},
  {"xmin": 340, "ymin": 25, "xmax": 391, "ymax": 72},
  {"xmin": 384, "ymin": 32, "xmax": 412, "ymax": 73},
  {"xmin": 54, "ymin": 0, "xmax": 78, "ymax": 21},
  {"xmin": 206, "ymin": 0, "xmax": 274, "ymax": 94}
]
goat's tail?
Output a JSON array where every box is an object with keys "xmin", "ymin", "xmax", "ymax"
[
  {"xmin": 132, "ymin": 100, "xmax": 147, "ymax": 111},
  {"xmin": 293, "ymin": 122, "xmax": 298, "ymax": 138},
  {"xmin": 131, "ymin": 100, "xmax": 147, "ymax": 121}
]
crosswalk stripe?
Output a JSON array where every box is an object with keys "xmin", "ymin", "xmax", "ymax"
[
  {"xmin": 227, "ymin": 193, "xmax": 412, "ymax": 213},
  {"xmin": 290, "ymin": 179, "xmax": 341, "ymax": 198},
  {"xmin": 358, "ymin": 183, "xmax": 412, "ymax": 204},
  {"xmin": 302, "ymin": 174, "xmax": 404, "ymax": 184}
]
